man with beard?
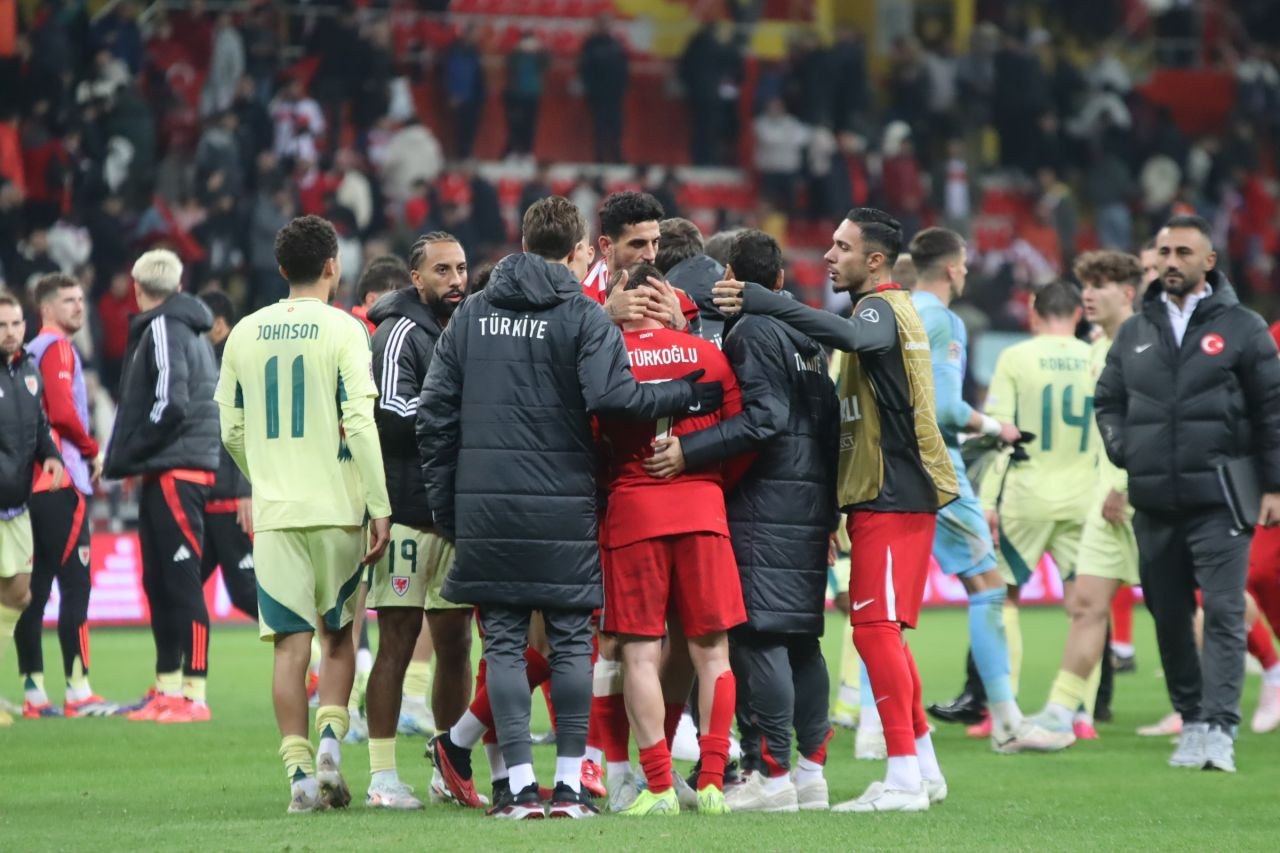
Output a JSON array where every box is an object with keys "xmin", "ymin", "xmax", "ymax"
[
  {"xmin": 1096, "ymin": 214, "xmax": 1280, "ymax": 773},
  {"xmin": 365, "ymin": 234, "xmax": 471, "ymax": 809}
]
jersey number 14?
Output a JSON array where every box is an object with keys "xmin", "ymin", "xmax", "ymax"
[{"xmin": 1040, "ymin": 383, "xmax": 1093, "ymax": 452}]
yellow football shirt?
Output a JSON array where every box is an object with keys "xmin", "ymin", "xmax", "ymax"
[
  {"xmin": 215, "ymin": 298, "xmax": 391, "ymax": 531},
  {"xmin": 983, "ymin": 334, "xmax": 1096, "ymax": 520}
]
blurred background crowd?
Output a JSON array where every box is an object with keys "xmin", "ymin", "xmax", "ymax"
[{"xmin": 3, "ymin": 0, "xmax": 1280, "ymax": 409}]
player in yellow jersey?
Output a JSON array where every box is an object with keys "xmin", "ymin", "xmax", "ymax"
[
  {"xmin": 216, "ymin": 216, "xmax": 392, "ymax": 813},
  {"xmin": 1019, "ymin": 252, "xmax": 1141, "ymax": 742},
  {"xmin": 981, "ymin": 281, "xmax": 1095, "ymax": 746}
]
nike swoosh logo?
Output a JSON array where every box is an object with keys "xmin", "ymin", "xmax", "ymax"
[
  {"xmin": 852, "ymin": 599, "xmax": 875, "ymax": 611},
  {"xmin": 1134, "ymin": 343, "xmax": 1152, "ymax": 353}
]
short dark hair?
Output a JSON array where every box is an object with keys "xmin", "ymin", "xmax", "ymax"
[
  {"xmin": 198, "ymin": 289, "xmax": 235, "ymax": 324},
  {"xmin": 274, "ymin": 215, "xmax": 338, "ymax": 284},
  {"xmin": 358, "ymin": 256, "xmax": 411, "ymax": 301},
  {"xmin": 1162, "ymin": 214, "xmax": 1213, "ymax": 248},
  {"xmin": 599, "ymin": 191, "xmax": 664, "ymax": 240},
  {"xmin": 1073, "ymin": 250, "xmax": 1142, "ymax": 289},
  {"xmin": 704, "ymin": 229, "xmax": 742, "ymax": 266},
  {"xmin": 907, "ymin": 227, "xmax": 965, "ymax": 278},
  {"xmin": 471, "ymin": 262, "xmax": 495, "ymax": 293},
  {"xmin": 727, "ymin": 229, "xmax": 783, "ymax": 289},
  {"xmin": 33, "ymin": 273, "xmax": 82, "ymax": 305},
  {"xmin": 1034, "ymin": 280, "xmax": 1084, "ymax": 320},
  {"xmin": 623, "ymin": 262, "xmax": 664, "ymax": 291},
  {"xmin": 847, "ymin": 207, "xmax": 903, "ymax": 266},
  {"xmin": 0, "ymin": 289, "xmax": 21, "ymax": 311},
  {"xmin": 523, "ymin": 196, "xmax": 586, "ymax": 260},
  {"xmin": 408, "ymin": 231, "xmax": 461, "ymax": 271},
  {"xmin": 655, "ymin": 218, "xmax": 704, "ymax": 273}
]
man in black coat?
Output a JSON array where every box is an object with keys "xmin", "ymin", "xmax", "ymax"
[
  {"xmin": 578, "ymin": 16, "xmax": 629, "ymax": 163},
  {"xmin": 1096, "ymin": 214, "xmax": 1280, "ymax": 773},
  {"xmin": 366, "ymin": 235, "xmax": 473, "ymax": 807},
  {"xmin": 656, "ymin": 217, "xmax": 730, "ymax": 347},
  {"xmin": 645, "ymin": 230, "xmax": 840, "ymax": 811},
  {"xmin": 105, "ymin": 249, "xmax": 221, "ymax": 722},
  {"xmin": 0, "ymin": 292, "xmax": 65, "ymax": 724},
  {"xmin": 417, "ymin": 196, "xmax": 723, "ymax": 819}
]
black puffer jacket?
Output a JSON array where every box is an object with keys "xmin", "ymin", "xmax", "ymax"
[
  {"xmin": 0, "ymin": 351, "xmax": 62, "ymax": 511},
  {"xmin": 417, "ymin": 252, "xmax": 706, "ymax": 610},
  {"xmin": 680, "ymin": 312, "xmax": 840, "ymax": 634},
  {"xmin": 666, "ymin": 253, "xmax": 729, "ymax": 347},
  {"xmin": 208, "ymin": 339, "xmax": 250, "ymax": 502},
  {"xmin": 1095, "ymin": 271, "xmax": 1280, "ymax": 513},
  {"xmin": 370, "ymin": 287, "xmax": 444, "ymax": 529},
  {"xmin": 104, "ymin": 293, "xmax": 220, "ymax": 478}
]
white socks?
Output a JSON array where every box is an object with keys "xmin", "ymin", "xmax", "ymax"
[
  {"xmin": 914, "ymin": 734, "xmax": 943, "ymax": 783},
  {"xmin": 794, "ymin": 755, "xmax": 824, "ymax": 786},
  {"xmin": 556, "ymin": 755, "xmax": 584, "ymax": 792},
  {"xmin": 449, "ymin": 710, "xmax": 486, "ymax": 749},
  {"xmin": 485, "ymin": 743, "xmax": 508, "ymax": 780},
  {"xmin": 885, "ymin": 755, "xmax": 923, "ymax": 792},
  {"xmin": 989, "ymin": 699, "xmax": 1023, "ymax": 735}
]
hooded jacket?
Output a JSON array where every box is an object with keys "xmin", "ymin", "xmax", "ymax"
[
  {"xmin": 666, "ymin": 253, "xmax": 729, "ymax": 347},
  {"xmin": 1095, "ymin": 271, "xmax": 1280, "ymax": 514},
  {"xmin": 417, "ymin": 252, "xmax": 704, "ymax": 610},
  {"xmin": 679, "ymin": 311, "xmax": 840, "ymax": 634},
  {"xmin": 104, "ymin": 292, "xmax": 221, "ymax": 478},
  {"xmin": 370, "ymin": 287, "xmax": 446, "ymax": 529},
  {"xmin": 207, "ymin": 338, "xmax": 251, "ymax": 503},
  {"xmin": 0, "ymin": 350, "xmax": 61, "ymax": 511}
]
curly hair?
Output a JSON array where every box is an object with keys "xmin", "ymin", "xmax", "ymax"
[
  {"xmin": 599, "ymin": 191, "xmax": 665, "ymax": 240},
  {"xmin": 1072, "ymin": 250, "xmax": 1142, "ymax": 289},
  {"xmin": 274, "ymin": 215, "xmax": 338, "ymax": 284}
]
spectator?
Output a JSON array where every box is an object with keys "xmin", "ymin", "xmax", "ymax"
[
  {"xmin": 334, "ymin": 149, "xmax": 374, "ymax": 236},
  {"xmin": 504, "ymin": 31, "xmax": 549, "ymax": 158},
  {"xmin": 96, "ymin": 271, "xmax": 139, "ymax": 398},
  {"xmin": 93, "ymin": 0, "xmax": 145, "ymax": 77},
  {"xmin": 241, "ymin": 7, "xmax": 279, "ymax": 102},
  {"xmin": 379, "ymin": 119, "xmax": 444, "ymax": 207},
  {"xmin": 518, "ymin": 163, "xmax": 553, "ymax": 225},
  {"xmin": 442, "ymin": 25, "xmax": 487, "ymax": 159},
  {"xmin": 1036, "ymin": 166, "xmax": 1078, "ymax": 272},
  {"xmin": 200, "ymin": 13, "xmax": 245, "ymax": 118},
  {"xmin": 248, "ymin": 186, "xmax": 293, "ymax": 311},
  {"xmin": 269, "ymin": 77, "xmax": 325, "ymax": 163},
  {"xmin": 753, "ymin": 97, "xmax": 810, "ymax": 215},
  {"xmin": 880, "ymin": 124, "xmax": 926, "ymax": 237},
  {"xmin": 783, "ymin": 29, "xmax": 831, "ymax": 127},
  {"xmin": 353, "ymin": 19, "xmax": 395, "ymax": 154},
  {"xmin": 579, "ymin": 16, "xmax": 629, "ymax": 163},
  {"xmin": 195, "ymin": 111, "xmax": 245, "ymax": 199},
  {"xmin": 680, "ymin": 21, "xmax": 725, "ymax": 165},
  {"xmin": 1084, "ymin": 147, "xmax": 1135, "ymax": 250},
  {"xmin": 828, "ymin": 28, "xmax": 868, "ymax": 132},
  {"xmin": 231, "ymin": 77, "xmax": 273, "ymax": 177}
]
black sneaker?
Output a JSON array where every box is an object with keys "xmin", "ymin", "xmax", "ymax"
[
  {"xmin": 486, "ymin": 778, "xmax": 513, "ymax": 816},
  {"xmin": 685, "ymin": 759, "xmax": 740, "ymax": 791},
  {"xmin": 489, "ymin": 782, "xmax": 544, "ymax": 820},
  {"xmin": 1112, "ymin": 650, "xmax": 1137, "ymax": 674},
  {"xmin": 547, "ymin": 782, "xmax": 600, "ymax": 819},
  {"xmin": 926, "ymin": 690, "xmax": 988, "ymax": 725}
]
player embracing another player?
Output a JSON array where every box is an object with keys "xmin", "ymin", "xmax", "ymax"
[{"xmin": 715, "ymin": 208, "xmax": 957, "ymax": 812}]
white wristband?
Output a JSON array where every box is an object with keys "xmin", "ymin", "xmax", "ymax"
[{"xmin": 979, "ymin": 414, "xmax": 1003, "ymax": 438}]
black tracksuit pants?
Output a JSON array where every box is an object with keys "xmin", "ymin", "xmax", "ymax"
[
  {"xmin": 138, "ymin": 474, "xmax": 211, "ymax": 678},
  {"xmin": 14, "ymin": 488, "xmax": 92, "ymax": 681},
  {"xmin": 730, "ymin": 628, "xmax": 832, "ymax": 773},
  {"xmin": 200, "ymin": 509, "xmax": 258, "ymax": 620}
]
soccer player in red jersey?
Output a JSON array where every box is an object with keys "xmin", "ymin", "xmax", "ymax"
[{"xmin": 597, "ymin": 262, "xmax": 746, "ymax": 815}]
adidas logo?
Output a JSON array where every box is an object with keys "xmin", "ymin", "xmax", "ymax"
[
  {"xmin": 173, "ymin": 545, "xmax": 192, "ymax": 562},
  {"xmin": 238, "ymin": 554, "xmax": 255, "ymax": 570}
]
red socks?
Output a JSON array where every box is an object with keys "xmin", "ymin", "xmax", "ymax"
[
  {"xmin": 903, "ymin": 640, "xmax": 930, "ymax": 738},
  {"xmin": 638, "ymin": 741, "xmax": 673, "ymax": 794},
  {"xmin": 663, "ymin": 702, "xmax": 684, "ymax": 749},
  {"xmin": 1248, "ymin": 618, "xmax": 1279, "ymax": 671},
  {"xmin": 853, "ymin": 621, "xmax": 916, "ymax": 757},
  {"xmin": 592, "ymin": 692, "xmax": 630, "ymax": 763},
  {"xmin": 1248, "ymin": 526, "xmax": 1280, "ymax": 639},
  {"xmin": 1111, "ymin": 585, "xmax": 1134, "ymax": 647},
  {"xmin": 696, "ymin": 670, "xmax": 735, "ymax": 791}
]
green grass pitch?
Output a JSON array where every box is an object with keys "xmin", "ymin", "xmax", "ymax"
[{"xmin": 3, "ymin": 607, "xmax": 1277, "ymax": 852}]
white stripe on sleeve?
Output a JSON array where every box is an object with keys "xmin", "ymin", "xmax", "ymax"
[{"xmin": 148, "ymin": 316, "xmax": 170, "ymax": 423}]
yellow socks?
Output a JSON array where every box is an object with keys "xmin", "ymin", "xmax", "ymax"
[
  {"xmin": 369, "ymin": 737, "xmax": 397, "ymax": 775},
  {"xmin": 23, "ymin": 671, "xmax": 47, "ymax": 703},
  {"xmin": 156, "ymin": 670, "xmax": 182, "ymax": 696},
  {"xmin": 68, "ymin": 658, "xmax": 91, "ymax": 693},
  {"xmin": 1047, "ymin": 670, "xmax": 1090, "ymax": 715},
  {"xmin": 316, "ymin": 705, "xmax": 350, "ymax": 743},
  {"xmin": 182, "ymin": 676, "xmax": 207, "ymax": 704},
  {"xmin": 1081, "ymin": 660, "xmax": 1103, "ymax": 719},
  {"xmin": 0, "ymin": 603, "xmax": 21, "ymax": 669},
  {"xmin": 1002, "ymin": 602, "xmax": 1023, "ymax": 697},
  {"xmin": 280, "ymin": 735, "xmax": 316, "ymax": 781},
  {"xmin": 403, "ymin": 660, "xmax": 432, "ymax": 702}
]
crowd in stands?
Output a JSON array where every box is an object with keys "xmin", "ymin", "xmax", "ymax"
[{"xmin": 4, "ymin": 0, "xmax": 1280, "ymax": 394}]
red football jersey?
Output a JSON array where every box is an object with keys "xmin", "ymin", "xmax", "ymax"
[{"xmin": 598, "ymin": 327, "xmax": 742, "ymax": 548}]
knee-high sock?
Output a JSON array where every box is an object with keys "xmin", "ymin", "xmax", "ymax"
[
  {"xmin": 696, "ymin": 670, "xmax": 735, "ymax": 791},
  {"xmin": 853, "ymin": 622, "xmax": 915, "ymax": 757},
  {"xmin": 1081, "ymin": 659, "xmax": 1103, "ymax": 718},
  {"xmin": 1110, "ymin": 585, "xmax": 1135, "ymax": 650},
  {"xmin": 588, "ymin": 658, "xmax": 629, "ymax": 764},
  {"xmin": 1002, "ymin": 602, "xmax": 1023, "ymax": 697},
  {"xmin": 968, "ymin": 587, "xmax": 1013, "ymax": 704},
  {"xmin": 1247, "ymin": 618, "xmax": 1279, "ymax": 670}
]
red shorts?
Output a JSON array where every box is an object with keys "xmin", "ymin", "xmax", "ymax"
[
  {"xmin": 602, "ymin": 533, "xmax": 745, "ymax": 639},
  {"xmin": 846, "ymin": 511, "xmax": 937, "ymax": 629}
]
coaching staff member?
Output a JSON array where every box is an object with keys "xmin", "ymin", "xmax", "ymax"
[
  {"xmin": 417, "ymin": 196, "xmax": 723, "ymax": 819},
  {"xmin": 105, "ymin": 250, "xmax": 221, "ymax": 722},
  {"xmin": 1096, "ymin": 214, "xmax": 1280, "ymax": 773}
]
